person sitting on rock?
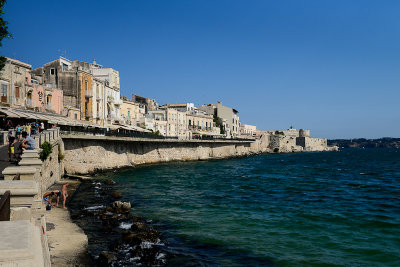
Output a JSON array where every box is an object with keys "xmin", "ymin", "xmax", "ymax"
[{"xmin": 43, "ymin": 190, "xmax": 61, "ymax": 207}]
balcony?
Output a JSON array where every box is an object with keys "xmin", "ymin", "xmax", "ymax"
[
  {"xmin": 114, "ymin": 98, "xmax": 123, "ymax": 106},
  {"xmin": 85, "ymin": 109, "xmax": 93, "ymax": 118},
  {"xmin": 85, "ymin": 90, "xmax": 93, "ymax": 98},
  {"xmin": 26, "ymin": 99, "xmax": 33, "ymax": 108},
  {"xmin": 46, "ymin": 103, "xmax": 54, "ymax": 111}
]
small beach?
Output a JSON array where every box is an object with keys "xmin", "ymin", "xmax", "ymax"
[{"xmin": 45, "ymin": 179, "xmax": 91, "ymax": 266}]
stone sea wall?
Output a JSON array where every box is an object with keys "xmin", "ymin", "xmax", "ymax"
[{"xmin": 62, "ymin": 135, "xmax": 271, "ymax": 174}]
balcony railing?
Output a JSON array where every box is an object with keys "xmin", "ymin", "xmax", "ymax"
[
  {"xmin": 85, "ymin": 111, "xmax": 93, "ymax": 118},
  {"xmin": 114, "ymin": 98, "xmax": 123, "ymax": 105},
  {"xmin": 85, "ymin": 90, "xmax": 93, "ymax": 98},
  {"xmin": 26, "ymin": 99, "xmax": 33, "ymax": 108},
  {"xmin": 46, "ymin": 103, "xmax": 53, "ymax": 110}
]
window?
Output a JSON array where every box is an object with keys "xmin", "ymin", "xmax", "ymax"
[
  {"xmin": 1, "ymin": 84, "xmax": 7, "ymax": 96},
  {"xmin": 96, "ymin": 84, "xmax": 99, "ymax": 96},
  {"xmin": 50, "ymin": 68, "xmax": 55, "ymax": 75},
  {"xmin": 15, "ymin": 87, "xmax": 20, "ymax": 98},
  {"xmin": 62, "ymin": 63, "xmax": 68, "ymax": 71}
]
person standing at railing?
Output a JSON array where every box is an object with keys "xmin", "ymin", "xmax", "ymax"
[
  {"xmin": 26, "ymin": 123, "xmax": 31, "ymax": 136},
  {"xmin": 35, "ymin": 122, "xmax": 39, "ymax": 135},
  {"xmin": 15, "ymin": 124, "xmax": 22, "ymax": 140},
  {"xmin": 40, "ymin": 122, "xmax": 45, "ymax": 132}
]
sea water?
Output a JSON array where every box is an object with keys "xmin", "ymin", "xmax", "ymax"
[{"xmin": 73, "ymin": 149, "xmax": 400, "ymax": 266}]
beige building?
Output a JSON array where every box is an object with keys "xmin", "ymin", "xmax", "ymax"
[
  {"xmin": 240, "ymin": 124, "xmax": 257, "ymax": 137},
  {"xmin": 92, "ymin": 78, "xmax": 106, "ymax": 126},
  {"xmin": 120, "ymin": 96, "xmax": 142, "ymax": 126},
  {"xmin": 186, "ymin": 112, "xmax": 220, "ymax": 138},
  {"xmin": 159, "ymin": 107, "xmax": 188, "ymax": 139},
  {"xmin": 198, "ymin": 101, "xmax": 240, "ymax": 138},
  {"xmin": 0, "ymin": 58, "xmax": 32, "ymax": 108}
]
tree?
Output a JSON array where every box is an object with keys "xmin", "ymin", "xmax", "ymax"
[
  {"xmin": 0, "ymin": 0, "xmax": 12, "ymax": 70},
  {"xmin": 213, "ymin": 114, "xmax": 225, "ymax": 134}
]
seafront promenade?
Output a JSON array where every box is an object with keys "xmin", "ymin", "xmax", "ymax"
[{"xmin": 0, "ymin": 128, "xmax": 88, "ymax": 266}]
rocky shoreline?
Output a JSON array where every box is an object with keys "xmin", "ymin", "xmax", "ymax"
[{"xmin": 68, "ymin": 177, "xmax": 167, "ymax": 266}]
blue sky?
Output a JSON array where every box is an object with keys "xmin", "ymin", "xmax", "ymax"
[{"xmin": 1, "ymin": 0, "xmax": 399, "ymax": 139}]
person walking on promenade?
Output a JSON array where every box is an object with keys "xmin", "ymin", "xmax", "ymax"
[
  {"xmin": 21, "ymin": 131, "xmax": 36, "ymax": 150},
  {"xmin": 62, "ymin": 183, "xmax": 69, "ymax": 209},
  {"xmin": 35, "ymin": 122, "xmax": 39, "ymax": 135},
  {"xmin": 40, "ymin": 121, "xmax": 45, "ymax": 132},
  {"xmin": 8, "ymin": 132, "xmax": 15, "ymax": 162},
  {"xmin": 5, "ymin": 120, "xmax": 12, "ymax": 130}
]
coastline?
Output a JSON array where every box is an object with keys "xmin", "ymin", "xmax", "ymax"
[{"xmin": 61, "ymin": 134, "xmax": 338, "ymax": 175}]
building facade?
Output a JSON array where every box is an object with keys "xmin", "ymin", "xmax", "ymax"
[
  {"xmin": 240, "ymin": 124, "xmax": 257, "ymax": 137},
  {"xmin": 198, "ymin": 101, "xmax": 240, "ymax": 138},
  {"xmin": 0, "ymin": 58, "xmax": 32, "ymax": 108}
]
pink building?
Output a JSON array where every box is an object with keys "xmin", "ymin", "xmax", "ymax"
[{"xmin": 25, "ymin": 72, "xmax": 63, "ymax": 115}]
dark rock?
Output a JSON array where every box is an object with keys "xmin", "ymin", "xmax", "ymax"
[
  {"xmin": 104, "ymin": 179, "xmax": 115, "ymax": 185},
  {"xmin": 112, "ymin": 191, "xmax": 122, "ymax": 199},
  {"xmin": 132, "ymin": 216, "xmax": 145, "ymax": 223},
  {"xmin": 97, "ymin": 251, "xmax": 117, "ymax": 266}
]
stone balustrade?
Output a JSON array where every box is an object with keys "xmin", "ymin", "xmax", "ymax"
[
  {"xmin": 0, "ymin": 180, "xmax": 40, "ymax": 220},
  {"xmin": 0, "ymin": 128, "xmax": 60, "ymax": 267},
  {"xmin": 2, "ymin": 166, "xmax": 39, "ymax": 181}
]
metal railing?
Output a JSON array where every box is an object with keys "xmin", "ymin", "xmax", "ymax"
[{"xmin": 0, "ymin": 190, "xmax": 10, "ymax": 221}]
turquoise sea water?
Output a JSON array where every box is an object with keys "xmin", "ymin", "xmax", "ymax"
[{"xmin": 75, "ymin": 149, "xmax": 400, "ymax": 266}]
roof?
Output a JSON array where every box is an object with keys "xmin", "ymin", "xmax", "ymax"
[{"xmin": 0, "ymin": 108, "xmax": 99, "ymax": 127}]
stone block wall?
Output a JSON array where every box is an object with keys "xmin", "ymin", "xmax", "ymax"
[
  {"xmin": 296, "ymin": 137, "xmax": 332, "ymax": 152},
  {"xmin": 38, "ymin": 140, "xmax": 62, "ymax": 193},
  {"xmin": 62, "ymin": 137, "xmax": 261, "ymax": 174}
]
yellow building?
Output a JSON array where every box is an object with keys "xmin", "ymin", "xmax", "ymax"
[{"xmin": 80, "ymin": 72, "xmax": 93, "ymax": 122}]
